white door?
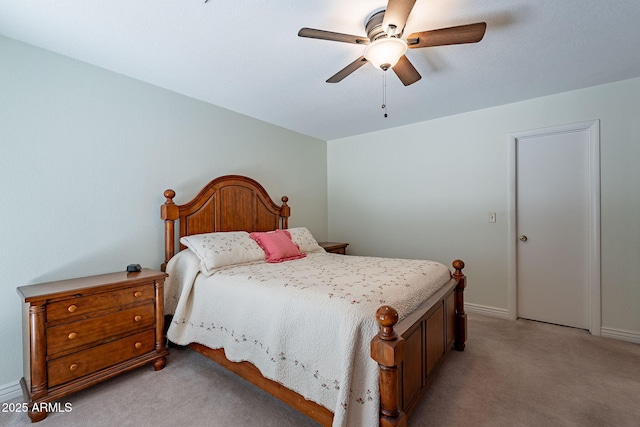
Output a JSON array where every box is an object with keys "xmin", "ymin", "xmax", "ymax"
[{"xmin": 509, "ymin": 121, "xmax": 600, "ymax": 332}]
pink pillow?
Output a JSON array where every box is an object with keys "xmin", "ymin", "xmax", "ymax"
[{"xmin": 249, "ymin": 230, "xmax": 306, "ymax": 263}]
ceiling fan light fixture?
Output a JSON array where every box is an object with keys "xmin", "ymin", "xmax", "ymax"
[{"xmin": 364, "ymin": 37, "xmax": 407, "ymax": 71}]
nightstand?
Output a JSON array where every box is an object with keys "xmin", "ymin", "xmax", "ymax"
[
  {"xmin": 319, "ymin": 242, "xmax": 349, "ymax": 255},
  {"xmin": 17, "ymin": 269, "xmax": 169, "ymax": 422}
]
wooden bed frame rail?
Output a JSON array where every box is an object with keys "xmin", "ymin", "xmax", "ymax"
[{"xmin": 160, "ymin": 175, "xmax": 467, "ymax": 427}]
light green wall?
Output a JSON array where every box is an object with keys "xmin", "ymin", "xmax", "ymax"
[
  {"xmin": 3, "ymin": 30, "xmax": 639, "ymax": 396},
  {"xmin": 328, "ymin": 77, "xmax": 640, "ymax": 335},
  {"xmin": 0, "ymin": 36, "xmax": 327, "ymax": 387}
]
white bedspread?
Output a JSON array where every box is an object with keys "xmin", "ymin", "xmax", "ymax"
[{"xmin": 165, "ymin": 250, "xmax": 451, "ymax": 427}]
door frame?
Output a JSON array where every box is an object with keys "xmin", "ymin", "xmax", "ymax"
[{"xmin": 507, "ymin": 120, "xmax": 601, "ymax": 335}]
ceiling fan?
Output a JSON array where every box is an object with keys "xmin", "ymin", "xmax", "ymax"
[{"xmin": 298, "ymin": 0, "xmax": 486, "ymax": 86}]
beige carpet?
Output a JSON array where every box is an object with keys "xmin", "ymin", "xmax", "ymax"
[{"xmin": 2, "ymin": 313, "xmax": 639, "ymax": 426}]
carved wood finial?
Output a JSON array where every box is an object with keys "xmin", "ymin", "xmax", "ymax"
[
  {"xmin": 161, "ymin": 189, "xmax": 180, "ymax": 270},
  {"xmin": 376, "ymin": 305, "xmax": 399, "ymax": 341},
  {"xmin": 452, "ymin": 259, "xmax": 465, "ymax": 277},
  {"xmin": 280, "ymin": 196, "xmax": 290, "ymax": 229},
  {"xmin": 164, "ymin": 189, "xmax": 176, "ymax": 204},
  {"xmin": 372, "ymin": 305, "xmax": 405, "ymax": 425},
  {"xmin": 452, "ymin": 259, "xmax": 467, "ymax": 351},
  {"xmin": 280, "ymin": 196, "xmax": 289, "ymax": 213}
]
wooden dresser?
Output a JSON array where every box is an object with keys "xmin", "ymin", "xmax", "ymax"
[
  {"xmin": 17, "ymin": 269, "xmax": 169, "ymax": 422},
  {"xmin": 318, "ymin": 241, "xmax": 349, "ymax": 255}
]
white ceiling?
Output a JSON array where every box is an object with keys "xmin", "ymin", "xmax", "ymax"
[{"xmin": 2, "ymin": 0, "xmax": 640, "ymax": 141}]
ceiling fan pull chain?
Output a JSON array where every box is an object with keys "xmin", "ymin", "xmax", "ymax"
[{"xmin": 382, "ymin": 71, "xmax": 388, "ymax": 118}]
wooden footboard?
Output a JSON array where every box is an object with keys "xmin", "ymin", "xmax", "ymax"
[{"xmin": 371, "ymin": 260, "xmax": 466, "ymax": 427}]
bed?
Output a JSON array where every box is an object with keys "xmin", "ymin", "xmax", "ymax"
[{"xmin": 160, "ymin": 175, "xmax": 467, "ymax": 427}]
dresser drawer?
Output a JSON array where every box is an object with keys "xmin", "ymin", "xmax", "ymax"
[
  {"xmin": 48, "ymin": 329, "xmax": 155, "ymax": 388},
  {"xmin": 46, "ymin": 302, "xmax": 155, "ymax": 356},
  {"xmin": 46, "ymin": 283, "xmax": 155, "ymax": 323}
]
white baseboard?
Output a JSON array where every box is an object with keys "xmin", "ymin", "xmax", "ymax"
[
  {"xmin": 601, "ymin": 327, "xmax": 640, "ymax": 344},
  {"xmin": 464, "ymin": 303, "xmax": 640, "ymax": 345},
  {"xmin": 0, "ymin": 380, "xmax": 22, "ymax": 403},
  {"xmin": 464, "ymin": 303, "xmax": 510, "ymax": 319}
]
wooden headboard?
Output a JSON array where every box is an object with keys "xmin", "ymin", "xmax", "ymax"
[{"xmin": 160, "ymin": 175, "xmax": 289, "ymax": 269}]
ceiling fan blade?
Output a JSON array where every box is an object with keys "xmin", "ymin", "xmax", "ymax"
[
  {"xmin": 392, "ymin": 55, "xmax": 421, "ymax": 86},
  {"xmin": 382, "ymin": 0, "xmax": 417, "ymax": 35},
  {"xmin": 407, "ymin": 22, "xmax": 487, "ymax": 48},
  {"xmin": 298, "ymin": 28, "xmax": 369, "ymax": 45},
  {"xmin": 327, "ymin": 56, "xmax": 369, "ymax": 83}
]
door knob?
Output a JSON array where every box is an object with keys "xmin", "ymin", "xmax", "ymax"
[{"xmin": 519, "ymin": 235, "xmax": 528, "ymax": 242}]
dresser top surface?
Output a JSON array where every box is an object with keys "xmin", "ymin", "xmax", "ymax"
[{"xmin": 17, "ymin": 268, "xmax": 167, "ymax": 302}]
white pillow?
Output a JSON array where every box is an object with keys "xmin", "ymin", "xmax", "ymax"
[
  {"xmin": 180, "ymin": 231, "xmax": 264, "ymax": 275},
  {"xmin": 288, "ymin": 227, "xmax": 325, "ymax": 254}
]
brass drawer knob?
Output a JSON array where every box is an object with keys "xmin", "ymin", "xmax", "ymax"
[
  {"xmin": 68, "ymin": 332, "xmax": 77, "ymax": 340},
  {"xmin": 134, "ymin": 342, "xmax": 142, "ymax": 349},
  {"xmin": 67, "ymin": 304, "xmax": 78, "ymax": 313},
  {"xmin": 69, "ymin": 363, "xmax": 78, "ymax": 371},
  {"xmin": 134, "ymin": 315, "xmax": 142, "ymax": 322},
  {"xmin": 134, "ymin": 291, "xmax": 143, "ymax": 298}
]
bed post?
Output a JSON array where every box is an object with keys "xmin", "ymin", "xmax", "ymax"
[
  {"xmin": 160, "ymin": 189, "xmax": 179, "ymax": 271},
  {"xmin": 452, "ymin": 259, "xmax": 467, "ymax": 351},
  {"xmin": 371, "ymin": 306, "xmax": 406, "ymax": 427},
  {"xmin": 280, "ymin": 196, "xmax": 290, "ymax": 229}
]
